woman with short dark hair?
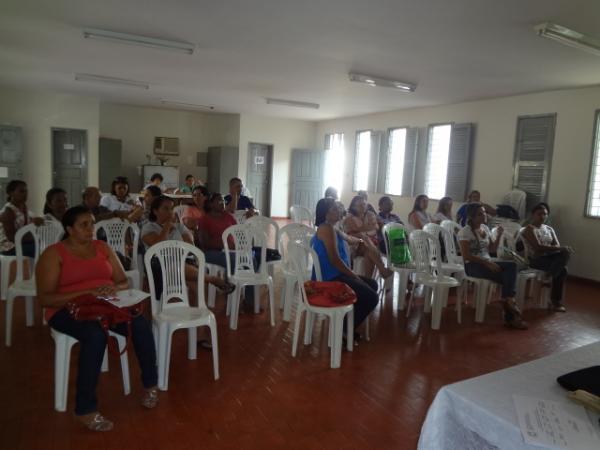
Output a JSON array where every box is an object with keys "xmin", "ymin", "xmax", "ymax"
[
  {"xmin": 100, "ymin": 177, "xmax": 142, "ymax": 218},
  {"xmin": 44, "ymin": 187, "xmax": 68, "ymax": 225}
]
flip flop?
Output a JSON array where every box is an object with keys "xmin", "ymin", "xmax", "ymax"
[
  {"xmin": 216, "ymin": 281, "xmax": 236, "ymax": 295},
  {"xmin": 197, "ymin": 339, "xmax": 212, "ymax": 351}
]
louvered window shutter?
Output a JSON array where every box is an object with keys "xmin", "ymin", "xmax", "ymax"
[
  {"xmin": 402, "ymin": 127, "xmax": 419, "ymax": 197},
  {"xmin": 513, "ymin": 114, "xmax": 556, "ymax": 211},
  {"xmin": 445, "ymin": 123, "xmax": 474, "ymax": 201}
]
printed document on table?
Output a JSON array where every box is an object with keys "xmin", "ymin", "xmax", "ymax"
[
  {"xmin": 513, "ymin": 395, "xmax": 600, "ymax": 450},
  {"xmin": 100, "ymin": 289, "xmax": 150, "ymax": 308}
]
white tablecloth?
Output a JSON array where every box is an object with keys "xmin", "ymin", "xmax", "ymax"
[{"xmin": 418, "ymin": 342, "xmax": 600, "ymax": 450}]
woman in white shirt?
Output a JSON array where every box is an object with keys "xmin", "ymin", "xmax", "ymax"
[
  {"xmin": 521, "ymin": 203, "xmax": 571, "ymax": 312},
  {"xmin": 100, "ymin": 176, "xmax": 142, "ymax": 214},
  {"xmin": 458, "ymin": 203, "xmax": 527, "ymax": 329},
  {"xmin": 408, "ymin": 194, "xmax": 433, "ymax": 230},
  {"xmin": 43, "ymin": 187, "xmax": 68, "ymax": 226}
]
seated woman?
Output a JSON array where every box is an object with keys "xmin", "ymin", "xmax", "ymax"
[
  {"xmin": 36, "ymin": 206, "xmax": 159, "ymax": 431},
  {"xmin": 312, "ymin": 197, "xmax": 379, "ymax": 338},
  {"xmin": 408, "ymin": 194, "xmax": 433, "ymax": 230},
  {"xmin": 456, "ymin": 190, "xmax": 496, "ymax": 226},
  {"xmin": 433, "ymin": 196, "xmax": 453, "ymax": 223},
  {"xmin": 343, "ymin": 196, "xmax": 393, "ymax": 278},
  {"xmin": 141, "ymin": 195, "xmax": 234, "ymax": 296},
  {"xmin": 457, "ymin": 203, "xmax": 527, "ymax": 329},
  {"xmin": 100, "ymin": 176, "xmax": 144, "ymax": 223},
  {"xmin": 0, "ymin": 180, "xmax": 44, "ymax": 257},
  {"xmin": 138, "ymin": 185, "xmax": 162, "ymax": 229},
  {"xmin": 521, "ymin": 203, "xmax": 571, "ymax": 312},
  {"xmin": 182, "ymin": 185, "xmax": 209, "ymax": 245},
  {"xmin": 376, "ymin": 196, "xmax": 403, "ymax": 254},
  {"xmin": 44, "ymin": 187, "xmax": 68, "ymax": 226}
]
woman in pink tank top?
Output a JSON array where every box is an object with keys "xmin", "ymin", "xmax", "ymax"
[{"xmin": 36, "ymin": 206, "xmax": 158, "ymax": 431}]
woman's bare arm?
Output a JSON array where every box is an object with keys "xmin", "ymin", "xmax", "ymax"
[{"xmin": 318, "ymin": 224, "xmax": 357, "ymax": 278}]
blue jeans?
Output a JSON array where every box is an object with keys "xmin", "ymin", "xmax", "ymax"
[
  {"xmin": 48, "ymin": 309, "xmax": 157, "ymax": 415},
  {"xmin": 529, "ymin": 250, "xmax": 570, "ymax": 302},
  {"xmin": 464, "ymin": 260, "xmax": 517, "ymax": 298}
]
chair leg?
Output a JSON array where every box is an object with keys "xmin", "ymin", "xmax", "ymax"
[
  {"xmin": 303, "ymin": 311, "xmax": 314, "ymax": 345},
  {"xmin": 396, "ymin": 271, "xmax": 409, "ymax": 311},
  {"xmin": 101, "ymin": 348, "xmax": 109, "ymax": 372},
  {"xmin": 157, "ymin": 323, "xmax": 168, "ymax": 391},
  {"xmin": 282, "ymin": 278, "xmax": 296, "ymax": 322},
  {"xmin": 5, "ymin": 295, "xmax": 14, "ymax": 346},
  {"xmin": 254, "ymin": 286, "xmax": 260, "ymax": 314},
  {"xmin": 53, "ymin": 333, "xmax": 71, "ymax": 412},
  {"xmin": 187, "ymin": 327, "xmax": 197, "ymax": 360},
  {"xmin": 113, "ymin": 334, "xmax": 131, "ymax": 395},
  {"xmin": 291, "ymin": 306, "xmax": 303, "ymax": 357},
  {"xmin": 207, "ymin": 284, "xmax": 216, "ymax": 308},
  {"xmin": 474, "ymin": 283, "xmax": 489, "ymax": 323},
  {"xmin": 331, "ymin": 312, "xmax": 344, "ymax": 369},
  {"xmin": 431, "ymin": 286, "xmax": 445, "ymax": 330},
  {"xmin": 423, "ymin": 287, "xmax": 432, "ymax": 313},
  {"xmin": 405, "ymin": 288, "xmax": 415, "ymax": 318},
  {"xmin": 208, "ymin": 319, "xmax": 220, "ymax": 380},
  {"xmin": 346, "ymin": 310, "xmax": 354, "ymax": 351},
  {"xmin": 267, "ymin": 280, "xmax": 275, "ymax": 327},
  {"xmin": 364, "ymin": 313, "xmax": 370, "ymax": 341},
  {"xmin": 25, "ymin": 296, "xmax": 34, "ymax": 327},
  {"xmin": 229, "ymin": 286, "xmax": 242, "ymax": 330},
  {"xmin": 516, "ymin": 277, "xmax": 527, "ymax": 311}
]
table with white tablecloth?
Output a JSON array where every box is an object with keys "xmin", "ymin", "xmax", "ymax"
[{"xmin": 418, "ymin": 342, "xmax": 600, "ymax": 450}]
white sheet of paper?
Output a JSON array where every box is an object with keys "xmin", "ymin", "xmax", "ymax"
[
  {"xmin": 513, "ymin": 395, "xmax": 600, "ymax": 450},
  {"xmin": 101, "ymin": 289, "xmax": 150, "ymax": 308}
]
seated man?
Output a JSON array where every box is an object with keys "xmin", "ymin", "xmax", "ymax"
[{"xmin": 224, "ymin": 177, "xmax": 256, "ymax": 217}]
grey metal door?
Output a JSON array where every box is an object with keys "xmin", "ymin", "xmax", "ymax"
[
  {"xmin": 290, "ymin": 149, "xmax": 324, "ymax": 214},
  {"xmin": 0, "ymin": 126, "xmax": 24, "ymax": 205},
  {"xmin": 246, "ymin": 143, "xmax": 272, "ymax": 215},
  {"xmin": 99, "ymin": 138, "xmax": 122, "ymax": 193},
  {"xmin": 52, "ymin": 128, "xmax": 87, "ymax": 206}
]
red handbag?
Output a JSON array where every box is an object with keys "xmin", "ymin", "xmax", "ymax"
[
  {"xmin": 66, "ymin": 294, "xmax": 143, "ymax": 355},
  {"xmin": 303, "ymin": 281, "xmax": 357, "ymax": 308}
]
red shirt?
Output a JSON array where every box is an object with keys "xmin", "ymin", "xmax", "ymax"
[{"xmin": 198, "ymin": 212, "xmax": 237, "ymax": 250}]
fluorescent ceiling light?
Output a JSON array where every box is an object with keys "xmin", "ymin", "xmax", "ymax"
[
  {"xmin": 83, "ymin": 28, "xmax": 195, "ymax": 54},
  {"xmin": 266, "ymin": 98, "xmax": 320, "ymax": 109},
  {"xmin": 161, "ymin": 100, "xmax": 215, "ymax": 110},
  {"xmin": 534, "ymin": 22, "xmax": 600, "ymax": 57},
  {"xmin": 74, "ymin": 73, "xmax": 149, "ymax": 90},
  {"xmin": 349, "ymin": 72, "xmax": 417, "ymax": 92}
]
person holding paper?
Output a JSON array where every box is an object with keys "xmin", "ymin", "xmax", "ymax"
[{"xmin": 36, "ymin": 206, "xmax": 159, "ymax": 432}]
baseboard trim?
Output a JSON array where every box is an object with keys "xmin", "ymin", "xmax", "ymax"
[{"xmin": 568, "ymin": 275, "xmax": 600, "ymax": 287}]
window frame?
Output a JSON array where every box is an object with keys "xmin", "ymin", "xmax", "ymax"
[
  {"xmin": 384, "ymin": 126, "xmax": 410, "ymax": 196},
  {"xmin": 585, "ymin": 109, "xmax": 600, "ymax": 219},
  {"xmin": 353, "ymin": 129, "xmax": 373, "ymax": 192},
  {"xmin": 424, "ymin": 122, "xmax": 454, "ymax": 201}
]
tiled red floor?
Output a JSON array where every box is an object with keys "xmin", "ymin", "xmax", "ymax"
[{"xmin": 1, "ymin": 273, "xmax": 600, "ymax": 449}]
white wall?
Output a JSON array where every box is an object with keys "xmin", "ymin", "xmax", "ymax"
[
  {"xmin": 317, "ymin": 86, "xmax": 600, "ymax": 280},
  {"xmin": 0, "ymin": 87, "xmax": 100, "ymax": 213},
  {"xmin": 100, "ymin": 104, "xmax": 239, "ymax": 190},
  {"xmin": 238, "ymin": 113, "xmax": 317, "ymax": 217}
]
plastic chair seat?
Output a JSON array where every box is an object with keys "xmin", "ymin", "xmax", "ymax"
[
  {"xmin": 8, "ymin": 278, "xmax": 36, "ymax": 295},
  {"xmin": 416, "ymin": 273, "xmax": 461, "ymax": 287},
  {"xmin": 156, "ymin": 306, "xmax": 214, "ymax": 324},
  {"xmin": 230, "ymin": 272, "xmax": 271, "ymax": 284}
]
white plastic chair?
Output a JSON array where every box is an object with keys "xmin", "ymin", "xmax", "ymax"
[
  {"xmin": 278, "ymin": 223, "xmax": 316, "ymax": 321},
  {"xmin": 173, "ymin": 205, "xmax": 188, "ymax": 223},
  {"xmin": 233, "ymin": 210, "xmax": 248, "ymax": 224},
  {"xmin": 382, "ymin": 223, "xmax": 415, "ymax": 311},
  {"xmin": 246, "ymin": 215, "xmax": 282, "ymax": 277},
  {"xmin": 289, "ymin": 205, "xmax": 314, "ymax": 228},
  {"xmin": 144, "ymin": 241, "xmax": 219, "ymax": 390},
  {"xmin": 0, "ymin": 255, "xmax": 16, "ymax": 300},
  {"xmin": 51, "ymin": 328, "xmax": 130, "ymax": 412},
  {"xmin": 288, "ymin": 242, "xmax": 354, "ymax": 369},
  {"xmin": 405, "ymin": 230, "xmax": 461, "ymax": 330},
  {"xmin": 423, "ymin": 223, "xmax": 465, "ymax": 278},
  {"xmin": 517, "ymin": 227, "xmax": 552, "ymax": 308},
  {"xmin": 95, "ymin": 219, "xmax": 141, "ymax": 289},
  {"xmin": 222, "ymin": 224, "xmax": 275, "ymax": 330},
  {"xmin": 5, "ymin": 222, "xmax": 64, "ymax": 346}
]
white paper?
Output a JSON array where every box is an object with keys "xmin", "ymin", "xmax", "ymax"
[
  {"xmin": 100, "ymin": 289, "xmax": 150, "ymax": 308},
  {"xmin": 513, "ymin": 395, "xmax": 600, "ymax": 450}
]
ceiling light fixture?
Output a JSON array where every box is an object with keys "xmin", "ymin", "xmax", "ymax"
[
  {"xmin": 83, "ymin": 28, "xmax": 195, "ymax": 54},
  {"xmin": 348, "ymin": 72, "xmax": 417, "ymax": 92},
  {"xmin": 74, "ymin": 73, "xmax": 150, "ymax": 89},
  {"xmin": 265, "ymin": 98, "xmax": 320, "ymax": 109},
  {"xmin": 534, "ymin": 22, "xmax": 600, "ymax": 57},
  {"xmin": 161, "ymin": 100, "xmax": 215, "ymax": 110}
]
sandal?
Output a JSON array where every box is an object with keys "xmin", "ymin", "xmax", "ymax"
[
  {"xmin": 77, "ymin": 412, "xmax": 114, "ymax": 431},
  {"xmin": 141, "ymin": 387, "xmax": 159, "ymax": 409},
  {"xmin": 197, "ymin": 339, "xmax": 213, "ymax": 351},
  {"xmin": 503, "ymin": 300, "xmax": 528, "ymax": 330},
  {"xmin": 215, "ymin": 280, "xmax": 236, "ymax": 295}
]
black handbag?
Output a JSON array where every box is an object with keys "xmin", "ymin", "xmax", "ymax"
[{"xmin": 557, "ymin": 365, "xmax": 600, "ymax": 396}]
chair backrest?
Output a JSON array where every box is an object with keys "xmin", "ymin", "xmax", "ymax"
[
  {"xmin": 440, "ymin": 220, "xmax": 461, "ymax": 236},
  {"xmin": 173, "ymin": 205, "xmax": 188, "ymax": 223},
  {"xmin": 287, "ymin": 242, "xmax": 320, "ymax": 309},
  {"xmin": 15, "ymin": 221, "xmax": 65, "ymax": 281},
  {"xmin": 423, "ymin": 222, "xmax": 444, "ymax": 264},
  {"xmin": 95, "ymin": 218, "xmax": 140, "ymax": 271},
  {"xmin": 409, "ymin": 230, "xmax": 441, "ymax": 275},
  {"xmin": 278, "ymin": 223, "xmax": 316, "ymax": 272},
  {"xmin": 143, "ymin": 240, "xmax": 207, "ymax": 317},
  {"xmin": 222, "ymin": 224, "xmax": 267, "ymax": 278},
  {"xmin": 289, "ymin": 205, "xmax": 314, "ymax": 228},
  {"xmin": 246, "ymin": 215, "xmax": 280, "ymax": 250},
  {"xmin": 233, "ymin": 210, "xmax": 247, "ymax": 224}
]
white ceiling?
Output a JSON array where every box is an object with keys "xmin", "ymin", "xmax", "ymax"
[{"xmin": 1, "ymin": 0, "xmax": 600, "ymax": 121}]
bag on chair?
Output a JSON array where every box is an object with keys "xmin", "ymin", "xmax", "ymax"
[
  {"xmin": 303, "ymin": 280, "xmax": 357, "ymax": 307},
  {"xmin": 66, "ymin": 294, "xmax": 143, "ymax": 355},
  {"xmin": 388, "ymin": 228, "xmax": 411, "ymax": 265}
]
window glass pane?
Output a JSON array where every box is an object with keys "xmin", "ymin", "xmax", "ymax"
[
  {"xmin": 588, "ymin": 113, "xmax": 600, "ymax": 217},
  {"xmin": 386, "ymin": 128, "xmax": 406, "ymax": 195},
  {"xmin": 324, "ymin": 133, "xmax": 345, "ymax": 196},
  {"xmin": 354, "ymin": 131, "xmax": 371, "ymax": 191},
  {"xmin": 424, "ymin": 124, "xmax": 452, "ymax": 199}
]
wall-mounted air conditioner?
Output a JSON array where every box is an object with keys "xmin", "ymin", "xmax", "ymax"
[{"xmin": 154, "ymin": 136, "xmax": 179, "ymax": 155}]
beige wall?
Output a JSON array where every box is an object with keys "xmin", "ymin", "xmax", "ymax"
[
  {"xmin": 0, "ymin": 86, "xmax": 100, "ymax": 213},
  {"xmin": 317, "ymin": 86, "xmax": 600, "ymax": 280},
  {"xmin": 238, "ymin": 113, "xmax": 317, "ymax": 217},
  {"xmin": 99, "ymin": 104, "xmax": 239, "ymax": 190}
]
